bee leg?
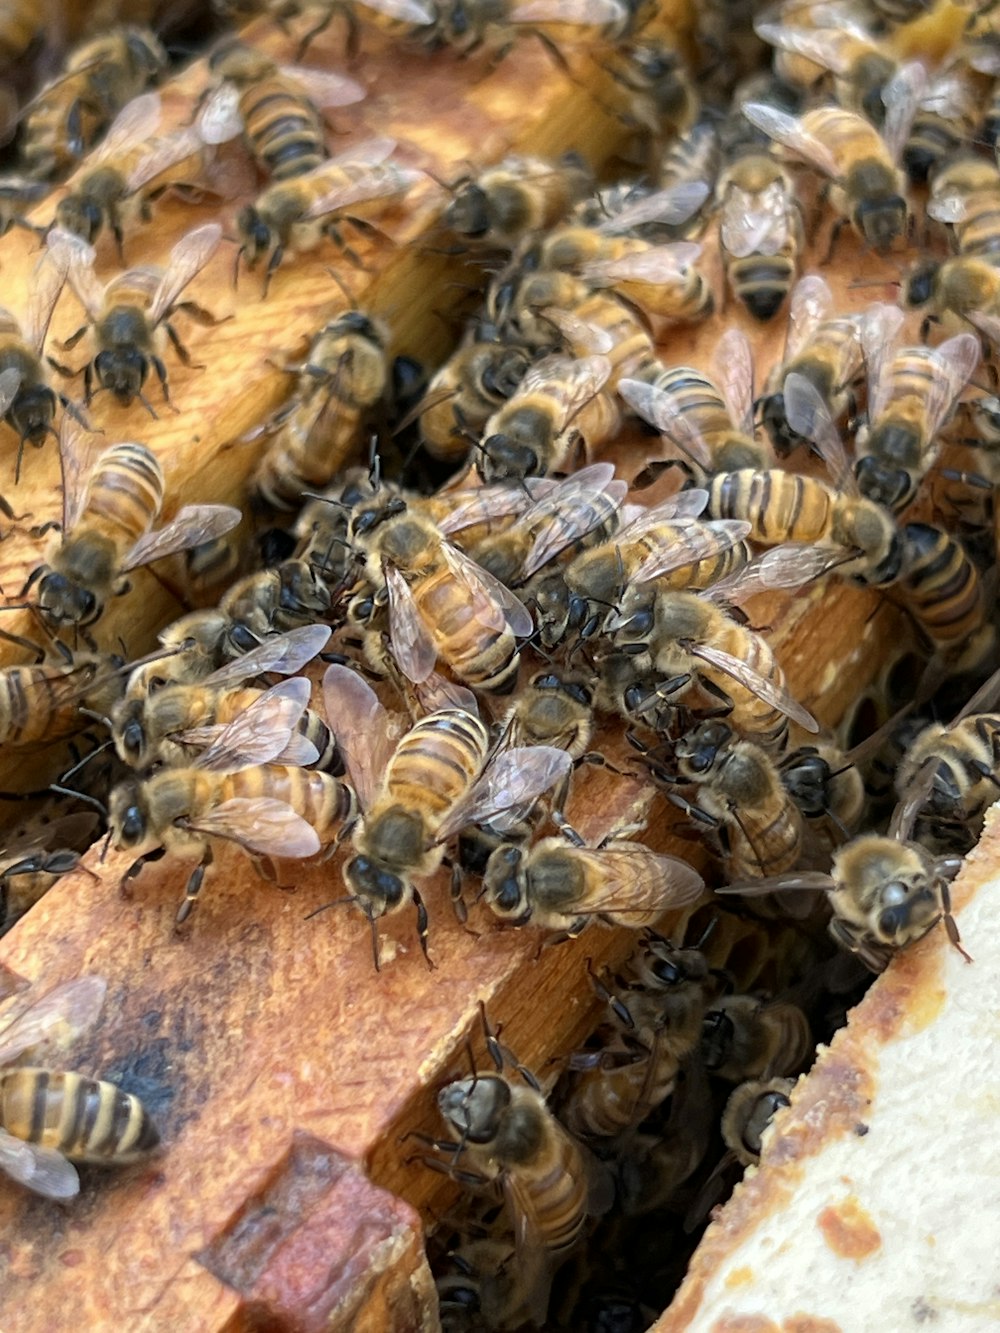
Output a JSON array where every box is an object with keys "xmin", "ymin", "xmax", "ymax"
[
  {"xmin": 262, "ymin": 244, "xmax": 285, "ymax": 299},
  {"xmin": 111, "ymin": 217, "xmax": 126, "ymax": 268},
  {"xmin": 940, "ymin": 881, "xmax": 973, "ymax": 963},
  {"xmin": 172, "ymin": 300, "xmax": 225, "ymax": 328},
  {"xmin": 176, "ymin": 847, "xmax": 214, "ymax": 926},
  {"xmin": 586, "ymin": 959, "xmax": 634, "ymax": 1029},
  {"xmin": 294, "ymin": 10, "xmax": 334, "ymax": 61},
  {"xmin": 120, "ymin": 846, "xmax": 166, "ymax": 899},
  {"xmin": 59, "ymin": 325, "xmax": 88, "ymax": 353},
  {"xmin": 162, "ymin": 325, "xmax": 198, "ymax": 370},
  {"xmin": 551, "ymin": 811, "xmax": 585, "ymax": 845},
  {"xmin": 822, "ymin": 217, "xmax": 846, "ymax": 266},
  {"xmin": 413, "ymin": 887, "xmax": 434, "ymax": 968}
]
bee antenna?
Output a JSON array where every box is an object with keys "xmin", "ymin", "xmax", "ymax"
[
  {"xmin": 77, "ymin": 706, "xmax": 112, "ymax": 729},
  {"xmin": 99, "ymin": 828, "xmax": 112, "ymax": 863},
  {"xmin": 50, "ymin": 783, "xmax": 106, "ymax": 816},
  {"xmin": 60, "ymin": 740, "xmax": 112, "ymax": 785},
  {"xmin": 303, "ymin": 893, "xmax": 354, "ymax": 920}
]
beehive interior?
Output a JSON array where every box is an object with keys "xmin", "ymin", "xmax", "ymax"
[{"xmin": 0, "ymin": 1, "xmax": 995, "ymax": 1330}]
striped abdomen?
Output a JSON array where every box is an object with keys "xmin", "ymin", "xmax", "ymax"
[
  {"xmin": 563, "ymin": 1041, "xmax": 678, "ymax": 1138},
  {"xmin": 221, "ymin": 765, "xmax": 355, "ymax": 844},
  {"xmin": 384, "ymin": 710, "xmax": 489, "ymax": 829},
  {"xmin": 714, "ymin": 623, "xmax": 789, "ymax": 749},
  {"xmin": 708, "ymin": 470, "xmax": 836, "ymax": 546},
  {"xmin": 241, "ymin": 78, "xmax": 327, "ymax": 180},
  {"xmin": 77, "ymin": 442, "xmax": 164, "ymax": 552},
  {"xmin": 0, "ymin": 1068, "xmax": 159, "ymax": 1163},
  {"xmin": 0, "ymin": 660, "xmax": 97, "ymax": 747},
  {"xmin": 802, "ymin": 107, "xmax": 890, "ymax": 175},
  {"xmin": 892, "ymin": 522, "xmax": 985, "ymax": 650},
  {"xmin": 415, "ymin": 572, "xmax": 522, "ymax": 693},
  {"xmin": 505, "ymin": 1097, "xmax": 590, "ymax": 1259}
]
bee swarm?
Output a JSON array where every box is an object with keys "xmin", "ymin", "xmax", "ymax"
[{"xmin": 0, "ymin": 0, "xmax": 997, "ymax": 1331}]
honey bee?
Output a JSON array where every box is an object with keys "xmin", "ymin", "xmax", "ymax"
[
  {"xmin": 0, "ymin": 236, "xmax": 75, "ymax": 479},
  {"xmin": 434, "ymin": 1238, "xmax": 526, "ymax": 1333},
  {"xmin": 415, "ymin": 323, "xmax": 533, "ymax": 463},
  {"xmin": 0, "ymin": 644, "xmax": 124, "ymax": 749},
  {"xmin": 1, "ymin": 811, "xmax": 99, "ymax": 933},
  {"xmin": 482, "ymin": 822, "xmax": 704, "ymax": 935},
  {"xmin": 758, "ymin": 274, "xmax": 864, "ymax": 455},
  {"xmin": 423, "ymin": 0, "xmax": 634, "ymax": 58},
  {"xmin": 701, "ymin": 994, "xmax": 812, "ymax": 1082},
  {"xmin": 110, "ymin": 679, "xmax": 356, "ymax": 922},
  {"xmin": 348, "ymin": 493, "xmax": 534, "ymax": 692},
  {"xmin": 111, "ymin": 628, "xmax": 336, "ymax": 773},
  {"xmin": 926, "ymin": 154, "xmax": 1000, "ymax": 262},
  {"xmin": 322, "ymin": 664, "xmax": 571, "ymax": 965},
  {"xmin": 0, "ymin": 975, "xmax": 159, "ymax": 1198},
  {"xmin": 715, "ymin": 149, "xmax": 802, "ymax": 321},
  {"xmin": 533, "ymin": 490, "xmax": 751, "ymax": 649},
  {"xmin": 604, "ymin": 36, "xmax": 700, "ymax": 169},
  {"xmin": 20, "ymin": 26, "xmax": 168, "ymax": 181},
  {"xmin": 247, "ymin": 312, "xmax": 391, "ymax": 513},
  {"xmin": 720, "ymin": 1076, "xmax": 794, "ymax": 1167},
  {"xmin": 606, "ymin": 575, "xmax": 819, "ymax": 750},
  {"xmin": 478, "ymin": 353, "xmax": 620, "ymax": 481},
  {"xmin": 720, "ymin": 802, "xmax": 970, "ymax": 972},
  {"xmin": 216, "ymin": 560, "xmax": 332, "ymax": 658},
  {"xmin": 52, "ymin": 93, "xmax": 207, "ymax": 253},
  {"xmin": 443, "ymin": 154, "xmax": 592, "ymax": 251},
  {"xmin": 742, "ymin": 64, "xmax": 924, "ymax": 253},
  {"xmin": 561, "ymin": 934, "xmax": 710, "ymax": 1139},
  {"xmin": 197, "ymin": 40, "xmax": 365, "ymax": 182},
  {"xmin": 267, "ymin": 0, "xmax": 436, "ymax": 59},
  {"xmin": 24, "ymin": 424, "xmax": 241, "ymax": 635},
  {"xmin": 855, "ymin": 305, "xmax": 980, "ymax": 513},
  {"xmin": 906, "ymin": 254, "xmax": 1000, "ymax": 351},
  {"xmin": 778, "ymin": 740, "xmax": 867, "ymax": 844},
  {"xmin": 559, "ymin": 237, "xmax": 714, "ymax": 328},
  {"xmin": 500, "ymin": 670, "xmax": 595, "ymax": 762},
  {"xmin": 235, "ymin": 138, "xmax": 422, "ymax": 289},
  {"xmin": 665, "ymin": 720, "xmax": 805, "ymax": 881},
  {"xmin": 432, "ymin": 1013, "xmax": 610, "ymax": 1327},
  {"xmin": 619, "ymin": 328, "xmax": 771, "ymax": 482}
]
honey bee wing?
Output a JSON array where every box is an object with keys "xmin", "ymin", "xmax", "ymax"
[
  {"xmin": 612, "ymin": 493, "xmax": 710, "ymax": 545},
  {"xmin": 281, "ymin": 65, "xmax": 367, "ymax": 109},
  {"xmin": 149, "ymin": 223, "xmax": 223, "ymax": 323},
  {"xmin": 598, "ymin": 182, "xmax": 710, "ymax": 234},
  {"xmin": 177, "ymin": 722, "xmax": 320, "ymax": 768},
  {"xmin": 741, "ymin": 103, "xmax": 840, "ymax": 179},
  {"xmin": 187, "ymin": 797, "xmax": 321, "ymax": 858},
  {"xmin": 889, "ymin": 757, "xmax": 936, "ymax": 843},
  {"xmin": 964, "ymin": 309, "xmax": 1000, "ymax": 349},
  {"xmin": 502, "ymin": 1176, "xmax": 555, "ymax": 1329},
  {"xmin": 437, "ymin": 480, "xmax": 553, "ymax": 536},
  {"xmin": 322, "ymin": 663, "xmax": 399, "ymax": 810},
  {"xmin": 713, "ymin": 328, "xmax": 756, "ymax": 438},
  {"xmin": 0, "ymin": 367, "xmax": 21, "ymax": 417},
  {"xmin": 717, "ymin": 871, "xmax": 831, "ymax": 898},
  {"xmin": 689, "ymin": 642, "xmax": 820, "ymax": 732},
  {"xmin": 58, "ymin": 416, "xmax": 104, "ymax": 535},
  {"xmin": 125, "ymin": 125, "xmax": 205, "ymax": 193},
  {"xmin": 782, "ymin": 372, "xmax": 855, "ymax": 493},
  {"xmin": 522, "ymin": 464, "xmax": 627, "ymax": 577},
  {"xmin": 591, "ymin": 845, "xmax": 705, "ymax": 912},
  {"xmin": 384, "ymin": 562, "xmax": 438, "ymax": 683},
  {"xmin": 413, "ymin": 674, "xmax": 480, "ymax": 716},
  {"xmin": 194, "ymin": 678, "xmax": 312, "ymax": 771},
  {"xmin": 926, "ymin": 189, "xmax": 968, "ymax": 225},
  {"xmin": 442, "ymin": 542, "xmax": 535, "ymax": 637},
  {"xmin": 329, "ymin": 135, "xmax": 397, "ymax": 168},
  {"xmin": 0, "ymin": 1130, "xmax": 80, "ymax": 1200},
  {"xmin": 203, "ymin": 625, "xmax": 332, "ymax": 689},
  {"xmin": 0, "ymin": 975, "xmax": 107, "ymax": 1066},
  {"xmin": 924, "ymin": 333, "xmax": 980, "ymax": 436},
  {"xmin": 756, "ymin": 541, "xmax": 848, "ymax": 586},
  {"xmin": 303, "ymin": 162, "xmax": 422, "ymax": 220},
  {"xmin": 436, "ymin": 745, "xmax": 572, "ymax": 841},
  {"xmin": 784, "ymin": 274, "xmax": 832, "ymax": 361},
  {"xmin": 881, "ymin": 60, "xmax": 927, "ymax": 163},
  {"xmin": 50, "ymin": 228, "xmax": 104, "ymax": 322},
  {"xmin": 721, "ymin": 180, "xmax": 789, "ymax": 259},
  {"xmin": 860, "ymin": 302, "xmax": 905, "ymax": 421},
  {"xmin": 618, "ymin": 378, "xmax": 712, "ymax": 471},
  {"xmin": 122, "ymin": 504, "xmax": 242, "ymax": 573},
  {"xmin": 541, "ymin": 306, "xmax": 614, "ymax": 355},
  {"xmin": 90, "ymin": 91, "xmax": 165, "ymax": 166},
  {"xmin": 581, "ymin": 243, "xmax": 702, "ymax": 286},
  {"xmin": 359, "ymin": 0, "xmax": 433, "ymax": 19},
  {"xmin": 632, "ymin": 519, "xmax": 752, "ymax": 583},
  {"xmin": 509, "ymin": 0, "xmax": 626, "ymax": 23},
  {"xmin": 23, "ymin": 235, "xmax": 74, "ymax": 352},
  {"xmin": 197, "ymin": 83, "xmax": 243, "ymax": 145},
  {"xmin": 752, "ymin": 20, "xmax": 862, "ymax": 76}
]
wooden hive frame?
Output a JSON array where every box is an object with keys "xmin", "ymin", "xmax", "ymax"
[{"xmin": 0, "ymin": 3, "xmax": 964, "ymax": 1328}]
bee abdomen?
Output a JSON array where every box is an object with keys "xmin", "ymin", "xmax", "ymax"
[
  {"xmin": 0, "ymin": 1069, "xmax": 159, "ymax": 1163},
  {"xmin": 85, "ymin": 442, "xmax": 164, "ymax": 545},
  {"xmin": 388, "ymin": 711, "xmax": 490, "ymax": 817}
]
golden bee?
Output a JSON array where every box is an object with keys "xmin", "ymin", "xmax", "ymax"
[
  {"xmin": 758, "ymin": 274, "xmax": 864, "ymax": 455},
  {"xmin": 235, "ymin": 138, "xmax": 422, "ymax": 290},
  {"xmin": 666, "ymin": 720, "xmax": 805, "ymax": 881},
  {"xmin": 248, "ymin": 312, "xmax": 391, "ymax": 513},
  {"xmin": 347, "ymin": 493, "xmax": 534, "ymax": 692},
  {"xmin": 52, "ymin": 92, "xmax": 208, "ymax": 254},
  {"xmin": 322, "ymin": 664, "xmax": 571, "ymax": 965},
  {"xmin": 477, "ymin": 353, "xmax": 620, "ymax": 481},
  {"xmin": 21, "ymin": 26, "xmax": 167, "ymax": 180},
  {"xmin": 742, "ymin": 66, "xmax": 923, "ymax": 254},
  {"xmin": 24, "ymin": 424, "xmax": 241, "ymax": 636},
  {"xmin": 0, "ymin": 976, "xmax": 159, "ymax": 1198},
  {"xmin": 715, "ymin": 148, "xmax": 802, "ymax": 321},
  {"xmin": 482, "ymin": 821, "xmax": 704, "ymax": 935},
  {"xmin": 110, "ymin": 679, "xmax": 356, "ymax": 923},
  {"xmin": 0, "ymin": 237, "xmax": 75, "ymax": 479},
  {"xmin": 443, "ymin": 154, "xmax": 592, "ymax": 251},
  {"xmin": 561, "ymin": 933, "xmax": 711, "ymax": 1139},
  {"xmin": 197, "ymin": 39, "xmax": 365, "ymax": 182},
  {"xmin": 701, "ymin": 994, "xmax": 812, "ymax": 1082},
  {"xmin": 53, "ymin": 222, "xmax": 224, "ymax": 409},
  {"xmin": 720, "ymin": 1076, "xmax": 794, "ymax": 1167}
]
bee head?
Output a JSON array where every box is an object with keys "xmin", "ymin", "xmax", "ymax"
[
  {"xmin": 483, "ymin": 844, "xmax": 528, "ymax": 920},
  {"xmin": 38, "ymin": 571, "xmax": 98, "ymax": 627},
  {"xmin": 758, "ymin": 389, "xmax": 799, "ymax": 456},
  {"xmin": 903, "ymin": 258, "xmax": 939, "ymax": 308},
  {"xmin": 853, "ymin": 188, "xmax": 907, "ymax": 253},
  {"xmin": 114, "ymin": 699, "xmax": 148, "ymax": 767},
  {"xmin": 7, "ymin": 384, "xmax": 57, "ymax": 448},
  {"xmin": 55, "ymin": 194, "xmax": 105, "ymax": 243},
  {"xmin": 109, "ymin": 780, "xmax": 148, "ymax": 848},
  {"xmin": 875, "ymin": 877, "xmax": 938, "ymax": 947},
  {"xmin": 236, "ymin": 206, "xmax": 273, "ymax": 268},
  {"xmin": 444, "ymin": 182, "xmax": 490, "ymax": 239},
  {"xmin": 854, "ymin": 452, "xmax": 914, "ymax": 513},
  {"xmin": 95, "ymin": 348, "xmax": 147, "ymax": 402},
  {"xmin": 345, "ymin": 854, "xmax": 407, "ymax": 915},
  {"xmin": 438, "ymin": 1074, "xmax": 510, "ymax": 1143},
  {"xmin": 479, "ymin": 431, "xmax": 540, "ymax": 483}
]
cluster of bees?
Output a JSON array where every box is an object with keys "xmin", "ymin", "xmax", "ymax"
[{"xmin": 1, "ymin": 0, "xmax": 1000, "ymax": 1326}]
